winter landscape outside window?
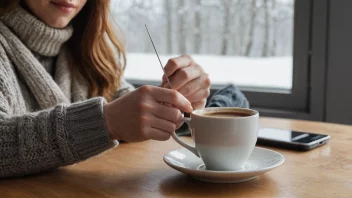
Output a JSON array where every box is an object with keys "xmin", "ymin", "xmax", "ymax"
[{"xmin": 111, "ymin": 0, "xmax": 295, "ymax": 90}]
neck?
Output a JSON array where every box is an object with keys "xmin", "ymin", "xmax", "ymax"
[{"xmin": 0, "ymin": 6, "xmax": 73, "ymax": 57}]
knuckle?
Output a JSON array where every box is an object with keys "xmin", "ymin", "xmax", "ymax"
[
  {"xmin": 180, "ymin": 69, "xmax": 190, "ymax": 80},
  {"xmin": 204, "ymin": 89, "xmax": 211, "ymax": 98},
  {"xmin": 182, "ymin": 54, "xmax": 192, "ymax": 60},
  {"xmin": 137, "ymin": 102, "xmax": 151, "ymax": 113},
  {"xmin": 184, "ymin": 84, "xmax": 193, "ymax": 95},
  {"xmin": 170, "ymin": 109, "xmax": 181, "ymax": 122},
  {"xmin": 167, "ymin": 58, "xmax": 177, "ymax": 66},
  {"xmin": 203, "ymin": 99, "xmax": 208, "ymax": 104},
  {"xmin": 204, "ymin": 74, "xmax": 211, "ymax": 87},
  {"xmin": 170, "ymin": 90, "xmax": 179, "ymax": 103},
  {"xmin": 138, "ymin": 85, "xmax": 152, "ymax": 94},
  {"xmin": 194, "ymin": 100, "xmax": 206, "ymax": 109},
  {"xmin": 167, "ymin": 59, "xmax": 178, "ymax": 73},
  {"xmin": 179, "ymin": 111, "xmax": 184, "ymax": 121},
  {"xmin": 176, "ymin": 110, "xmax": 184, "ymax": 121},
  {"xmin": 201, "ymin": 99, "xmax": 207, "ymax": 106}
]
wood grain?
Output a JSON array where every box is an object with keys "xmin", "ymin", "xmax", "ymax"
[{"xmin": 1, "ymin": 117, "xmax": 351, "ymax": 198}]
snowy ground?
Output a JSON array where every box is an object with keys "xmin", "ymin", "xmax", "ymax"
[{"xmin": 124, "ymin": 53, "xmax": 293, "ymax": 90}]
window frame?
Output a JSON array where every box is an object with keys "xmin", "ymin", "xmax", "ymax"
[
  {"xmin": 127, "ymin": 0, "xmax": 329, "ymax": 121},
  {"xmin": 240, "ymin": 0, "xmax": 312, "ymax": 111}
]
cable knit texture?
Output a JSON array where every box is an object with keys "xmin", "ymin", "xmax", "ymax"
[
  {"xmin": 0, "ymin": 7, "xmax": 134, "ymax": 177},
  {"xmin": 1, "ymin": 7, "xmax": 73, "ymax": 57}
]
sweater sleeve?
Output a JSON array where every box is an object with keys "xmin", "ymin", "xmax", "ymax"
[{"xmin": 0, "ymin": 96, "xmax": 117, "ymax": 178}]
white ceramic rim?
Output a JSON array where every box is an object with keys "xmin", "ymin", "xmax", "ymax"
[{"xmin": 191, "ymin": 107, "xmax": 259, "ymax": 120}]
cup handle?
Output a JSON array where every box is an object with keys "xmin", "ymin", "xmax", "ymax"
[{"xmin": 171, "ymin": 117, "xmax": 200, "ymax": 157}]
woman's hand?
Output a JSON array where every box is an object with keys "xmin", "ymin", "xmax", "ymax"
[
  {"xmin": 103, "ymin": 85, "xmax": 193, "ymax": 142},
  {"xmin": 161, "ymin": 54, "xmax": 211, "ymax": 110}
]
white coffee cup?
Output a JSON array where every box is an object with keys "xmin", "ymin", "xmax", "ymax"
[{"xmin": 171, "ymin": 107, "xmax": 259, "ymax": 171}]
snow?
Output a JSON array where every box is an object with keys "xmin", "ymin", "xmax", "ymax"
[{"xmin": 124, "ymin": 53, "xmax": 293, "ymax": 90}]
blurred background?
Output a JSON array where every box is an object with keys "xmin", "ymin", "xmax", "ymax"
[
  {"xmin": 110, "ymin": 0, "xmax": 352, "ymax": 125},
  {"xmin": 111, "ymin": 0, "xmax": 293, "ymax": 89}
]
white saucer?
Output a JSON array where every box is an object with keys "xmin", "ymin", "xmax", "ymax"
[{"xmin": 163, "ymin": 147, "xmax": 284, "ymax": 183}]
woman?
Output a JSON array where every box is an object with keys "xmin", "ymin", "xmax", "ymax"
[{"xmin": 0, "ymin": 0, "xmax": 211, "ymax": 177}]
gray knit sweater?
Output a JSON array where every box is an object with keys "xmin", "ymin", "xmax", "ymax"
[{"xmin": 0, "ymin": 7, "xmax": 134, "ymax": 177}]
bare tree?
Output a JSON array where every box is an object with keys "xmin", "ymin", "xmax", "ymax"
[
  {"xmin": 230, "ymin": 0, "xmax": 245, "ymax": 55},
  {"xmin": 111, "ymin": 0, "xmax": 294, "ymax": 57},
  {"xmin": 220, "ymin": 0, "xmax": 234, "ymax": 55},
  {"xmin": 262, "ymin": 0, "xmax": 270, "ymax": 57},
  {"xmin": 236, "ymin": 15, "xmax": 246, "ymax": 55},
  {"xmin": 165, "ymin": 0, "xmax": 173, "ymax": 54},
  {"xmin": 244, "ymin": 0, "xmax": 257, "ymax": 56},
  {"xmin": 178, "ymin": 0, "xmax": 187, "ymax": 54},
  {"xmin": 194, "ymin": 0, "xmax": 202, "ymax": 54},
  {"xmin": 204, "ymin": 6, "xmax": 211, "ymax": 54},
  {"xmin": 270, "ymin": 0, "xmax": 277, "ymax": 56}
]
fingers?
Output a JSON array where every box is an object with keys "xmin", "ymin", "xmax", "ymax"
[
  {"xmin": 167, "ymin": 66, "xmax": 202, "ymax": 90},
  {"xmin": 139, "ymin": 86, "xmax": 193, "ymax": 113},
  {"xmin": 162, "ymin": 74, "xmax": 168, "ymax": 83},
  {"xmin": 141, "ymin": 105, "xmax": 184, "ymax": 141},
  {"xmin": 160, "ymin": 75, "xmax": 168, "ymax": 88},
  {"xmin": 151, "ymin": 101, "xmax": 184, "ymax": 123},
  {"xmin": 191, "ymin": 99, "xmax": 207, "ymax": 110},
  {"xmin": 178, "ymin": 74, "xmax": 210, "ymax": 97},
  {"xmin": 187, "ymin": 88, "xmax": 210, "ymax": 103},
  {"xmin": 164, "ymin": 54, "xmax": 194, "ymax": 77},
  {"xmin": 145, "ymin": 127, "xmax": 171, "ymax": 141},
  {"xmin": 176, "ymin": 120, "xmax": 184, "ymax": 129},
  {"xmin": 148, "ymin": 115, "xmax": 177, "ymax": 133}
]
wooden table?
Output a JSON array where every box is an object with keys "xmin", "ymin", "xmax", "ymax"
[{"xmin": 1, "ymin": 118, "xmax": 351, "ymax": 198}]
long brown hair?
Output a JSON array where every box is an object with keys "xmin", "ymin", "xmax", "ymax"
[{"xmin": 0, "ymin": 0, "xmax": 126, "ymax": 101}]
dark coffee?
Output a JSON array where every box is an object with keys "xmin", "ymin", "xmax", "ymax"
[{"xmin": 203, "ymin": 111, "xmax": 252, "ymax": 118}]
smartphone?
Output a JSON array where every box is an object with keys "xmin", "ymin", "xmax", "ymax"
[{"xmin": 257, "ymin": 128, "xmax": 330, "ymax": 151}]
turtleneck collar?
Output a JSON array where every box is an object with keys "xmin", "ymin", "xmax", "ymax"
[{"xmin": 0, "ymin": 6, "xmax": 73, "ymax": 57}]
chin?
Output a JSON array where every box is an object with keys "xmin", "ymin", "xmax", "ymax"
[
  {"xmin": 52, "ymin": 23, "xmax": 70, "ymax": 29},
  {"xmin": 48, "ymin": 18, "xmax": 71, "ymax": 29}
]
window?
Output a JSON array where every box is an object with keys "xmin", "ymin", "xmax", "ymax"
[{"xmin": 110, "ymin": 0, "xmax": 328, "ymax": 120}]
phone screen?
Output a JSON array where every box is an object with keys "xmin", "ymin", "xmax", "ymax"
[{"xmin": 258, "ymin": 128, "xmax": 328, "ymax": 143}]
